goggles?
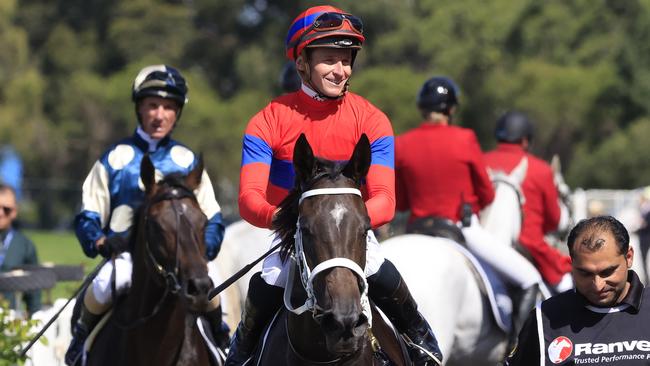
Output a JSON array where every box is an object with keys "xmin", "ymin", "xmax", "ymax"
[{"xmin": 311, "ymin": 12, "xmax": 363, "ymax": 34}]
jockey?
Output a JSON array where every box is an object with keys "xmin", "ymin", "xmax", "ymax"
[
  {"xmin": 394, "ymin": 76, "xmax": 543, "ymax": 350},
  {"xmin": 65, "ymin": 65, "xmax": 227, "ymax": 365},
  {"xmin": 484, "ymin": 111, "xmax": 572, "ymax": 291},
  {"xmin": 228, "ymin": 5, "xmax": 443, "ymax": 365}
]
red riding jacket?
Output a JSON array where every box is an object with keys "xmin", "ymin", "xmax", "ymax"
[
  {"xmin": 395, "ymin": 123, "xmax": 495, "ymax": 222},
  {"xmin": 239, "ymin": 89, "xmax": 396, "ymax": 229},
  {"xmin": 484, "ymin": 143, "xmax": 571, "ymax": 285}
]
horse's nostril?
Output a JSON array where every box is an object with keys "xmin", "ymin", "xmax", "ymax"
[{"xmin": 186, "ymin": 276, "xmax": 212, "ymax": 297}]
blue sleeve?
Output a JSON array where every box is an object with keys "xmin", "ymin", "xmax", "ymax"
[
  {"xmin": 74, "ymin": 211, "xmax": 104, "ymax": 258},
  {"xmin": 204, "ymin": 212, "xmax": 225, "ymax": 260}
]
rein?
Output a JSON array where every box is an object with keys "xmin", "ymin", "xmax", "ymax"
[
  {"xmin": 283, "ymin": 187, "xmax": 373, "ymax": 328},
  {"xmin": 112, "ymin": 185, "xmax": 197, "ymax": 329}
]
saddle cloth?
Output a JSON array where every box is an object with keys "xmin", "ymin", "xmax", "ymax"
[{"xmin": 443, "ymin": 240, "xmax": 512, "ymax": 333}]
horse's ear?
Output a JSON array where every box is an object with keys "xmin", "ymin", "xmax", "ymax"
[
  {"xmin": 141, "ymin": 154, "xmax": 156, "ymax": 193},
  {"xmin": 293, "ymin": 134, "xmax": 315, "ymax": 188},
  {"xmin": 185, "ymin": 153, "xmax": 204, "ymax": 191},
  {"xmin": 342, "ymin": 134, "xmax": 371, "ymax": 183}
]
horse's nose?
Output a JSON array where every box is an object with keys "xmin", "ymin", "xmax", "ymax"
[
  {"xmin": 186, "ymin": 275, "xmax": 212, "ymax": 297},
  {"xmin": 320, "ymin": 310, "xmax": 368, "ymax": 338}
]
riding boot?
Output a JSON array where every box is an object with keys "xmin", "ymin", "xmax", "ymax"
[
  {"xmin": 64, "ymin": 301, "xmax": 102, "ymax": 366},
  {"xmin": 506, "ymin": 284, "xmax": 539, "ymax": 355},
  {"xmin": 368, "ymin": 260, "xmax": 443, "ymax": 366},
  {"xmin": 225, "ymin": 272, "xmax": 284, "ymax": 366},
  {"xmin": 205, "ymin": 305, "xmax": 231, "ymax": 350}
]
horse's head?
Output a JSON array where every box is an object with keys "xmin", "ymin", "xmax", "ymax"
[
  {"xmin": 138, "ymin": 154, "xmax": 212, "ymax": 313},
  {"xmin": 274, "ymin": 134, "xmax": 372, "ymax": 356}
]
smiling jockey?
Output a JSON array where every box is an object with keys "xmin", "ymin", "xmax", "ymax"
[
  {"xmin": 395, "ymin": 76, "xmax": 543, "ymax": 353},
  {"xmin": 228, "ymin": 5, "xmax": 442, "ymax": 365},
  {"xmin": 484, "ymin": 111, "xmax": 572, "ymax": 291},
  {"xmin": 65, "ymin": 65, "xmax": 227, "ymax": 365}
]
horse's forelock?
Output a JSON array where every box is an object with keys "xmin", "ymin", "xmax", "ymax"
[{"xmin": 275, "ymin": 158, "xmax": 348, "ymax": 260}]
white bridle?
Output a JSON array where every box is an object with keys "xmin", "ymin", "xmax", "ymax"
[{"xmin": 284, "ymin": 187, "xmax": 372, "ymax": 327}]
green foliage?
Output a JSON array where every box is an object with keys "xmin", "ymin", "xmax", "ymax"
[
  {"xmin": 3, "ymin": 0, "xmax": 650, "ymax": 228},
  {"xmin": 0, "ymin": 301, "xmax": 42, "ymax": 366}
]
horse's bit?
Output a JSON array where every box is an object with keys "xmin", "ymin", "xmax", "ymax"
[{"xmin": 283, "ymin": 187, "xmax": 373, "ymax": 327}]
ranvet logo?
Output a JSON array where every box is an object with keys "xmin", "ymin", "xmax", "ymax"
[{"xmin": 548, "ymin": 336, "xmax": 573, "ymax": 364}]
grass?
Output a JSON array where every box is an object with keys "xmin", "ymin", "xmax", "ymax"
[{"xmin": 24, "ymin": 230, "xmax": 102, "ymax": 303}]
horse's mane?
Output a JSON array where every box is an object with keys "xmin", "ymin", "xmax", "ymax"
[{"xmin": 274, "ymin": 158, "xmax": 347, "ymax": 260}]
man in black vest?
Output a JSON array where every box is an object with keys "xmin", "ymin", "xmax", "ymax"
[{"xmin": 506, "ymin": 215, "xmax": 650, "ymax": 365}]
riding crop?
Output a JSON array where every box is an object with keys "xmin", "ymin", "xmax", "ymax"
[
  {"xmin": 19, "ymin": 258, "xmax": 108, "ymax": 358},
  {"xmin": 208, "ymin": 242, "xmax": 282, "ymax": 300}
]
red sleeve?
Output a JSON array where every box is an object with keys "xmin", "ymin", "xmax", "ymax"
[
  {"xmin": 363, "ymin": 106, "xmax": 396, "ymax": 228},
  {"xmin": 238, "ymin": 109, "xmax": 276, "ymax": 229},
  {"xmin": 540, "ymin": 165, "xmax": 561, "ymax": 233},
  {"xmin": 467, "ymin": 132, "xmax": 495, "ymax": 208}
]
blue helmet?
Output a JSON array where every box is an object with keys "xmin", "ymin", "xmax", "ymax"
[
  {"xmin": 279, "ymin": 61, "xmax": 301, "ymax": 93},
  {"xmin": 132, "ymin": 65, "xmax": 188, "ymax": 107},
  {"xmin": 416, "ymin": 76, "xmax": 460, "ymax": 115},
  {"xmin": 495, "ymin": 111, "xmax": 534, "ymax": 143}
]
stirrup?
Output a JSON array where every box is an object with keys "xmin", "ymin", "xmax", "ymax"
[{"xmin": 402, "ymin": 334, "xmax": 443, "ymax": 366}]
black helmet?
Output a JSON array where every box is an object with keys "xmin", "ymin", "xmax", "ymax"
[
  {"xmin": 416, "ymin": 76, "xmax": 460, "ymax": 115},
  {"xmin": 495, "ymin": 111, "xmax": 534, "ymax": 143},
  {"xmin": 132, "ymin": 65, "xmax": 188, "ymax": 107},
  {"xmin": 279, "ymin": 61, "xmax": 301, "ymax": 93}
]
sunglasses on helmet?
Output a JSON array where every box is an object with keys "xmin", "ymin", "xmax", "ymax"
[{"xmin": 311, "ymin": 12, "xmax": 363, "ymax": 34}]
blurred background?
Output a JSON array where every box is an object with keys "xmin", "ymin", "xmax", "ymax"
[{"xmin": 2, "ymin": 0, "xmax": 650, "ymax": 295}]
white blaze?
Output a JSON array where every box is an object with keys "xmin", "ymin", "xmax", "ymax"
[{"xmin": 330, "ymin": 203, "xmax": 347, "ymax": 230}]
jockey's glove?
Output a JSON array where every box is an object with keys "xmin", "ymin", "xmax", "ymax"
[{"xmin": 98, "ymin": 234, "xmax": 131, "ymax": 257}]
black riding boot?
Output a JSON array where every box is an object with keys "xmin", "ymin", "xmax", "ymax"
[
  {"xmin": 225, "ymin": 272, "xmax": 284, "ymax": 366},
  {"xmin": 64, "ymin": 302, "xmax": 102, "ymax": 366},
  {"xmin": 368, "ymin": 260, "xmax": 443, "ymax": 366},
  {"xmin": 205, "ymin": 305, "xmax": 231, "ymax": 350},
  {"xmin": 506, "ymin": 284, "xmax": 539, "ymax": 354}
]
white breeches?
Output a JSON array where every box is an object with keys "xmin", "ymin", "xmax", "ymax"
[
  {"xmin": 461, "ymin": 215, "xmax": 541, "ymax": 289},
  {"xmin": 90, "ymin": 252, "xmax": 221, "ymax": 306},
  {"xmin": 261, "ymin": 230, "xmax": 385, "ymax": 287}
]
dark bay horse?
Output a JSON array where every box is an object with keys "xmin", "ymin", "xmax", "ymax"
[
  {"xmin": 252, "ymin": 134, "xmax": 406, "ymax": 365},
  {"xmin": 86, "ymin": 155, "xmax": 216, "ymax": 366}
]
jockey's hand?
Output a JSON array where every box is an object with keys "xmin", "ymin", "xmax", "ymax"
[{"xmin": 97, "ymin": 235, "xmax": 130, "ymax": 257}]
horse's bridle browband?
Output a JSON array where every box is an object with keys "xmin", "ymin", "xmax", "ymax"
[{"xmin": 284, "ymin": 187, "xmax": 373, "ymax": 328}]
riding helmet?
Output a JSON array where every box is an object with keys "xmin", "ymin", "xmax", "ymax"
[
  {"xmin": 285, "ymin": 5, "xmax": 365, "ymax": 61},
  {"xmin": 416, "ymin": 76, "xmax": 460, "ymax": 115},
  {"xmin": 279, "ymin": 61, "xmax": 301, "ymax": 93},
  {"xmin": 132, "ymin": 65, "xmax": 188, "ymax": 107},
  {"xmin": 494, "ymin": 111, "xmax": 534, "ymax": 143}
]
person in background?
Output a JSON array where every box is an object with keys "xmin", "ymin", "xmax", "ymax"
[
  {"xmin": 506, "ymin": 216, "xmax": 646, "ymax": 365},
  {"xmin": 65, "ymin": 65, "xmax": 227, "ymax": 365},
  {"xmin": 394, "ymin": 77, "xmax": 542, "ymax": 353},
  {"xmin": 0, "ymin": 183, "xmax": 41, "ymax": 316},
  {"xmin": 484, "ymin": 111, "xmax": 573, "ymax": 293},
  {"xmin": 278, "ymin": 61, "xmax": 301, "ymax": 94}
]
